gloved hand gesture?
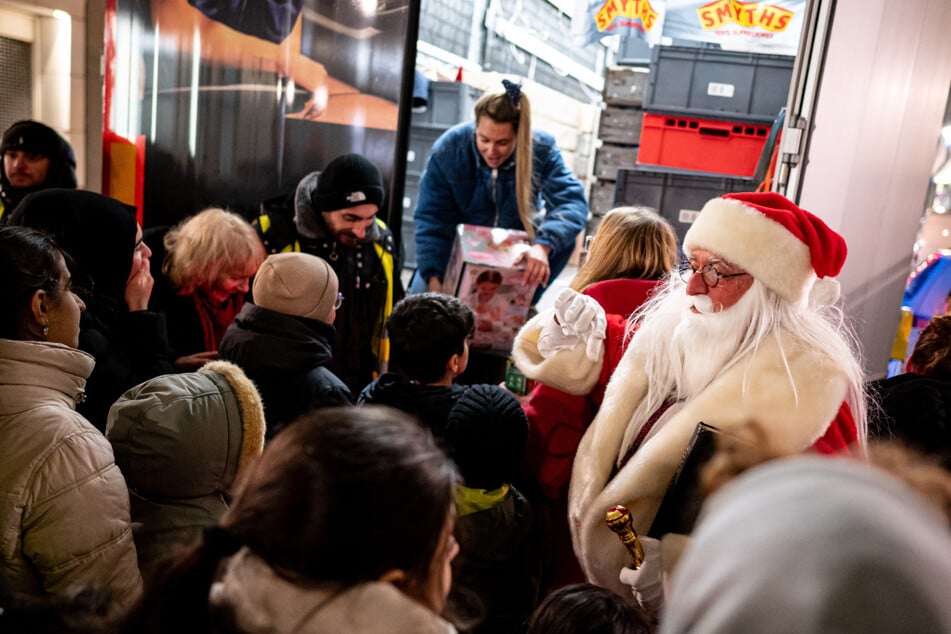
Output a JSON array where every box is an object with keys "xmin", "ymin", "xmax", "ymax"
[
  {"xmin": 618, "ymin": 535, "xmax": 664, "ymax": 616},
  {"xmin": 537, "ymin": 288, "xmax": 606, "ymax": 363}
]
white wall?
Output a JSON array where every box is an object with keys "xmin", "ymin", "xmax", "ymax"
[{"xmin": 798, "ymin": 0, "xmax": 951, "ymax": 378}]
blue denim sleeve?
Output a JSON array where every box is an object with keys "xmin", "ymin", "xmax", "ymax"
[
  {"xmin": 414, "ymin": 154, "xmax": 459, "ymax": 282},
  {"xmin": 534, "ymin": 140, "xmax": 589, "ymax": 258}
]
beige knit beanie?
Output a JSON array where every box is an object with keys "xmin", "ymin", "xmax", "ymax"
[{"xmin": 252, "ymin": 252, "xmax": 339, "ymax": 322}]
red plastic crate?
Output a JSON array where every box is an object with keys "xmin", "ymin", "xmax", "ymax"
[{"xmin": 637, "ymin": 113, "xmax": 770, "ymax": 177}]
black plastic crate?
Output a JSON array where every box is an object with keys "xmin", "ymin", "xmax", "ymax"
[
  {"xmin": 645, "ymin": 46, "xmax": 793, "ymax": 124},
  {"xmin": 616, "ymin": 33, "xmax": 652, "ymax": 66},
  {"xmin": 411, "ymin": 81, "xmax": 483, "ymax": 128},
  {"xmin": 406, "ymin": 125, "xmax": 445, "ymax": 177},
  {"xmin": 614, "ymin": 167, "xmax": 752, "ymax": 241}
]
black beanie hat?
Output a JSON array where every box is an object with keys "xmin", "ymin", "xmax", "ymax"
[
  {"xmin": 0, "ymin": 121, "xmax": 77, "ymax": 209},
  {"xmin": 445, "ymin": 384, "xmax": 528, "ymax": 490},
  {"xmin": 1, "ymin": 121, "xmax": 73, "ymax": 161},
  {"xmin": 310, "ymin": 153, "xmax": 385, "ymax": 213}
]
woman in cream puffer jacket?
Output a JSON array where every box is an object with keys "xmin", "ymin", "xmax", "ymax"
[{"xmin": 0, "ymin": 226, "xmax": 141, "ymax": 616}]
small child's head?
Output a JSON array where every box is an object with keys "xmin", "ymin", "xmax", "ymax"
[
  {"xmin": 908, "ymin": 314, "xmax": 951, "ymax": 379},
  {"xmin": 445, "ymin": 384, "xmax": 527, "ymax": 490},
  {"xmin": 526, "ymin": 583, "xmax": 652, "ymax": 634},
  {"xmin": 474, "ymin": 269, "xmax": 502, "ymax": 301},
  {"xmin": 387, "ymin": 293, "xmax": 475, "ymax": 384},
  {"xmin": 252, "ymin": 252, "xmax": 339, "ymax": 324}
]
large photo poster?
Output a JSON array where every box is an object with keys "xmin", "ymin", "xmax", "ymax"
[{"xmin": 103, "ymin": 0, "xmax": 414, "ymax": 228}]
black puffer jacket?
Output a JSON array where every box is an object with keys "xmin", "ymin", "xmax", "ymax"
[
  {"xmin": 358, "ymin": 373, "xmax": 468, "ymax": 439},
  {"xmin": 219, "ymin": 303, "xmax": 352, "ymax": 440}
]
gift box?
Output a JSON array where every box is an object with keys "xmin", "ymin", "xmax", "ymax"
[{"xmin": 443, "ymin": 224, "xmax": 538, "ymax": 353}]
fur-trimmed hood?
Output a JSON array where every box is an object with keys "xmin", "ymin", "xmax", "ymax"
[
  {"xmin": 106, "ymin": 361, "xmax": 266, "ymax": 528},
  {"xmin": 569, "ymin": 327, "xmax": 849, "ymax": 597}
]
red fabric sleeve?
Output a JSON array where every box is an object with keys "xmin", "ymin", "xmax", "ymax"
[
  {"xmin": 599, "ymin": 314, "xmax": 635, "ymax": 387},
  {"xmin": 522, "ymin": 383, "xmax": 594, "ymax": 500},
  {"xmin": 811, "ymin": 401, "xmax": 857, "ymax": 454},
  {"xmin": 521, "ymin": 314, "xmax": 637, "ymax": 500}
]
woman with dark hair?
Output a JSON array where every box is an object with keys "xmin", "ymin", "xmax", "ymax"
[
  {"xmin": 125, "ymin": 406, "xmax": 460, "ymax": 633},
  {"xmin": 0, "ymin": 226, "xmax": 141, "ymax": 617},
  {"xmin": 413, "ymin": 79, "xmax": 588, "ymax": 303},
  {"xmin": 9, "ymin": 188, "xmax": 174, "ymax": 431}
]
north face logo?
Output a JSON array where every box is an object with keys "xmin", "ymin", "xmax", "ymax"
[{"xmin": 346, "ymin": 191, "xmax": 367, "ymax": 203}]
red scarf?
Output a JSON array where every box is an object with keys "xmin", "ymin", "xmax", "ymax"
[{"xmin": 193, "ymin": 292, "xmax": 244, "ymax": 352}]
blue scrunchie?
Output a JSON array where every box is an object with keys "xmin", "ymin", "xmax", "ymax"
[{"xmin": 502, "ymin": 79, "xmax": 522, "ymax": 108}]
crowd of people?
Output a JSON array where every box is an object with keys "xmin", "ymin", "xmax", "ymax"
[{"xmin": 3, "ymin": 85, "xmax": 951, "ymax": 634}]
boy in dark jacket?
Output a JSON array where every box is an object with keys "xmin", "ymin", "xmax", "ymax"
[
  {"xmin": 445, "ymin": 384, "xmax": 542, "ymax": 634},
  {"xmin": 219, "ymin": 252, "xmax": 351, "ymax": 441},
  {"xmin": 357, "ymin": 292, "xmax": 474, "ymax": 437}
]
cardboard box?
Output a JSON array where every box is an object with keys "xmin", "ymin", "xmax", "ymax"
[{"xmin": 443, "ymin": 224, "xmax": 538, "ymax": 352}]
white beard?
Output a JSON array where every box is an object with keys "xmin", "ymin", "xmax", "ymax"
[{"xmin": 638, "ymin": 282, "xmax": 764, "ymax": 403}]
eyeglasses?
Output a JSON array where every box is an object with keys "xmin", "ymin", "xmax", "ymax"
[
  {"xmin": 334, "ymin": 292, "xmax": 344, "ymax": 309},
  {"xmin": 678, "ymin": 263, "xmax": 750, "ymax": 288}
]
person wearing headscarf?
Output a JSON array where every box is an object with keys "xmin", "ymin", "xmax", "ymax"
[{"xmin": 9, "ymin": 189, "xmax": 174, "ymax": 431}]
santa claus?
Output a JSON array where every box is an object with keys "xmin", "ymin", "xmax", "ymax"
[{"xmin": 512, "ymin": 192, "xmax": 867, "ymax": 596}]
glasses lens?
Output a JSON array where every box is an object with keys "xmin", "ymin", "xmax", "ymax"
[
  {"xmin": 701, "ymin": 267, "xmax": 720, "ymax": 288},
  {"xmin": 678, "ymin": 265, "xmax": 694, "ymax": 283},
  {"xmin": 334, "ymin": 292, "xmax": 344, "ymax": 309}
]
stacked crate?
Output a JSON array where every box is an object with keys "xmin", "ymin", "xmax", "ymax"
[
  {"xmin": 589, "ymin": 66, "xmax": 649, "ymax": 235},
  {"xmin": 613, "ymin": 45, "xmax": 795, "ymax": 241},
  {"xmin": 402, "ymin": 81, "xmax": 483, "ymax": 268}
]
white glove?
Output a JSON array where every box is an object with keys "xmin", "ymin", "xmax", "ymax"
[
  {"xmin": 538, "ymin": 288, "xmax": 606, "ymax": 363},
  {"xmin": 618, "ymin": 535, "xmax": 664, "ymax": 616}
]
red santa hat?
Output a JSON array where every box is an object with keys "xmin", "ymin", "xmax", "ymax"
[{"xmin": 683, "ymin": 192, "xmax": 847, "ymax": 306}]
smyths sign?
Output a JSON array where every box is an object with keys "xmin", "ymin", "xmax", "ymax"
[
  {"xmin": 697, "ymin": 0, "xmax": 794, "ymax": 32},
  {"xmin": 665, "ymin": 0, "xmax": 805, "ymax": 55}
]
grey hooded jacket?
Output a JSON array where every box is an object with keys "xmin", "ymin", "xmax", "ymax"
[{"xmin": 106, "ymin": 361, "xmax": 265, "ymax": 582}]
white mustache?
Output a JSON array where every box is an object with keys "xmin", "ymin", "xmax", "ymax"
[{"xmin": 690, "ymin": 294, "xmax": 718, "ymax": 315}]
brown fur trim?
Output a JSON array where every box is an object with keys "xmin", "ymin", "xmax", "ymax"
[{"xmin": 201, "ymin": 361, "xmax": 266, "ymax": 474}]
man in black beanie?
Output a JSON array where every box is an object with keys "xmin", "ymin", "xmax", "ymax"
[
  {"xmin": 255, "ymin": 153, "xmax": 403, "ymax": 393},
  {"xmin": 1, "ymin": 120, "xmax": 77, "ymax": 221}
]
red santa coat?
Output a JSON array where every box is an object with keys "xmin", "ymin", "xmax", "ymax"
[{"xmin": 513, "ymin": 301, "xmax": 857, "ymax": 597}]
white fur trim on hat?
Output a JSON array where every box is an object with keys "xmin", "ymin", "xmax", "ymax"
[{"xmin": 683, "ymin": 197, "xmax": 816, "ymax": 304}]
